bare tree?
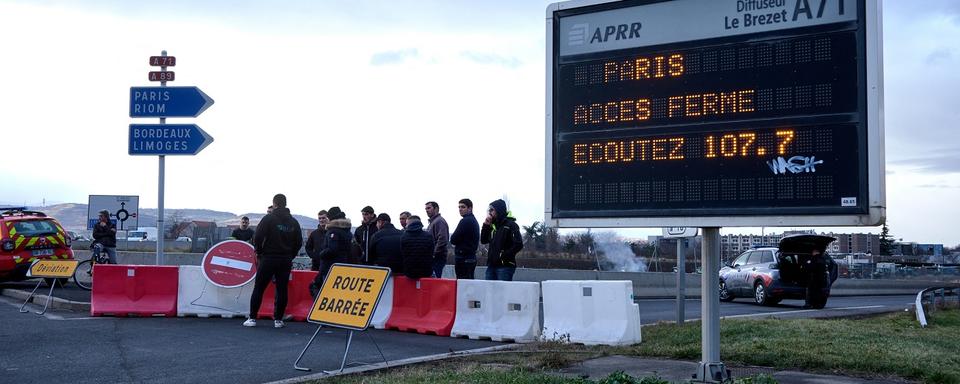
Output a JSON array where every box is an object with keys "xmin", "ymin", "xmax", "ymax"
[{"xmin": 166, "ymin": 210, "xmax": 189, "ymax": 239}]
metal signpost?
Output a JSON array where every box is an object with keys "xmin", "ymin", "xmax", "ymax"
[
  {"xmin": 664, "ymin": 227, "xmax": 697, "ymax": 324},
  {"xmin": 129, "ymin": 51, "xmax": 215, "ymax": 266},
  {"xmin": 545, "ymin": 1, "xmax": 883, "ymax": 382}
]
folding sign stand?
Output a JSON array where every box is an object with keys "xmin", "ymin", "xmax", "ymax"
[
  {"xmin": 188, "ymin": 279, "xmax": 248, "ymax": 316},
  {"xmin": 18, "ymin": 259, "xmax": 78, "ymax": 316},
  {"xmin": 18, "ymin": 279, "xmax": 57, "ymax": 315},
  {"xmin": 294, "ymin": 327, "xmax": 389, "ymax": 373}
]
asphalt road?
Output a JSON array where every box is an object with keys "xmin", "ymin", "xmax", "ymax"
[
  {"xmin": 0, "ymin": 279, "xmax": 917, "ymax": 384},
  {"xmin": 636, "ymin": 294, "xmax": 917, "ymax": 324},
  {"xmin": 0, "ymin": 294, "xmax": 500, "ymax": 384}
]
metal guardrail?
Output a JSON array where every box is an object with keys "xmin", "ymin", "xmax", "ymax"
[{"xmin": 915, "ymin": 286, "xmax": 959, "ymax": 328}]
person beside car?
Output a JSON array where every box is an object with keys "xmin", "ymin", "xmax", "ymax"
[{"xmin": 804, "ymin": 248, "xmax": 829, "ymax": 309}]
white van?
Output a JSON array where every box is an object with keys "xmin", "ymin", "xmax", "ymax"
[{"xmin": 127, "ymin": 227, "xmax": 158, "ymax": 241}]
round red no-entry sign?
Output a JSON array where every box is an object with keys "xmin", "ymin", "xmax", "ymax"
[{"xmin": 201, "ymin": 240, "xmax": 257, "ymax": 288}]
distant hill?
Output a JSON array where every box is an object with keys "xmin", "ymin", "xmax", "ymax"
[{"xmin": 22, "ymin": 203, "xmax": 319, "ymax": 232}]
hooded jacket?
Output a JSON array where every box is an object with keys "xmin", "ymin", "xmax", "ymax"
[
  {"xmin": 253, "ymin": 207, "xmax": 303, "ymax": 260},
  {"xmin": 400, "ymin": 220, "xmax": 434, "ymax": 279},
  {"xmin": 317, "ymin": 218, "xmax": 352, "ymax": 264},
  {"xmin": 480, "ymin": 199, "xmax": 523, "ymax": 268},
  {"xmin": 369, "ymin": 223, "xmax": 402, "ymax": 273}
]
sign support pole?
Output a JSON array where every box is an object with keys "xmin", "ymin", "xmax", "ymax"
[
  {"xmin": 694, "ymin": 227, "xmax": 728, "ymax": 383},
  {"xmin": 676, "ymin": 238, "xmax": 686, "ymax": 325},
  {"xmin": 329, "ymin": 330, "xmax": 355, "ymax": 374},
  {"xmin": 18, "ymin": 280, "xmax": 56, "ymax": 315},
  {"xmin": 294, "ymin": 325, "xmax": 324, "ymax": 371},
  {"xmin": 156, "ymin": 49, "xmax": 168, "ymax": 266}
]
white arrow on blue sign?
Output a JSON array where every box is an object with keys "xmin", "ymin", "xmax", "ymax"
[
  {"xmin": 129, "ymin": 124, "xmax": 214, "ymax": 156},
  {"xmin": 129, "ymin": 86, "xmax": 214, "ymax": 118}
]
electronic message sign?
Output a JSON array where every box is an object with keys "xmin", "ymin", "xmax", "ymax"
[{"xmin": 545, "ymin": 0, "xmax": 884, "ymax": 227}]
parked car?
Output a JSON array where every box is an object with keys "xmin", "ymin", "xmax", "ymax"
[
  {"xmin": 0, "ymin": 208, "xmax": 75, "ymax": 284},
  {"xmin": 719, "ymin": 234, "xmax": 838, "ymax": 307},
  {"xmin": 175, "ymin": 236, "xmax": 191, "ymax": 242}
]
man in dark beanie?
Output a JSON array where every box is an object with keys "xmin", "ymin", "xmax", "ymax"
[
  {"xmin": 354, "ymin": 205, "xmax": 378, "ymax": 265},
  {"xmin": 480, "ymin": 199, "xmax": 523, "ymax": 281},
  {"xmin": 309, "ymin": 206, "xmax": 352, "ymax": 297},
  {"xmin": 245, "ymin": 194, "xmax": 303, "ymax": 328}
]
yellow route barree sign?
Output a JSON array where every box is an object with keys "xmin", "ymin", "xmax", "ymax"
[
  {"xmin": 27, "ymin": 259, "xmax": 78, "ymax": 278},
  {"xmin": 308, "ymin": 264, "xmax": 390, "ymax": 330}
]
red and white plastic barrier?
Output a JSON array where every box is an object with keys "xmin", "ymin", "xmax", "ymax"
[
  {"xmin": 370, "ymin": 275, "xmax": 394, "ymax": 329},
  {"xmin": 255, "ymin": 270, "xmax": 317, "ymax": 321},
  {"xmin": 384, "ymin": 277, "xmax": 457, "ymax": 336},
  {"xmin": 91, "ymin": 265, "xmax": 178, "ymax": 317},
  {"xmin": 177, "ymin": 265, "xmax": 252, "ymax": 318},
  {"xmin": 542, "ymin": 280, "xmax": 641, "ymax": 346},
  {"xmin": 451, "ymin": 280, "xmax": 540, "ymax": 342}
]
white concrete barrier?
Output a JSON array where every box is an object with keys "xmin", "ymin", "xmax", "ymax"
[
  {"xmin": 370, "ymin": 275, "xmax": 394, "ymax": 329},
  {"xmin": 450, "ymin": 280, "xmax": 541, "ymax": 343},
  {"xmin": 542, "ymin": 280, "xmax": 641, "ymax": 346},
  {"xmin": 177, "ymin": 265, "xmax": 252, "ymax": 318}
]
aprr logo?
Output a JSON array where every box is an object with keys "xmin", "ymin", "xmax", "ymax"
[
  {"xmin": 568, "ymin": 23, "xmax": 589, "ymax": 46},
  {"xmin": 568, "ymin": 22, "xmax": 643, "ymax": 47}
]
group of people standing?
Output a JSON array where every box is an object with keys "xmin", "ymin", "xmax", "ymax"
[{"xmin": 239, "ymin": 194, "xmax": 524, "ymax": 329}]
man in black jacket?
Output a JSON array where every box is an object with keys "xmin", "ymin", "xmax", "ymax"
[
  {"xmin": 480, "ymin": 199, "xmax": 523, "ymax": 281},
  {"xmin": 231, "ymin": 216, "xmax": 255, "ymax": 243},
  {"xmin": 309, "ymin": 207, "xmax": 352, "ymax": 297},
  {"xmin": 450, "ymin": 198, "xmax": 479, "ymax": 279},
  {"xmin": 400, "ymin": 216, "xmax": 434, "ymax": 279},
  {"xmin": 305, "ymin": 210, "xmax": 328, "ymax": 271},
  {"xmin": 369, "ymin": 213, "xmax": 402, "ymax": 273},
  {"xmin": 91, "ymin": 209, "xmax": 118, "ymax": 264},
  {"xmin": 244, "ymin": 194, "xmax": 303, "ymax": 329},
  {"xmin": 354, "ymin": 206, "xmax": 378, "ymax": 265}
]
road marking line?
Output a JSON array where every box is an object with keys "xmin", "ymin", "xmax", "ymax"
[{"xmin": 722, "ymin": 305, "xmax": 886, "ymax": 319}]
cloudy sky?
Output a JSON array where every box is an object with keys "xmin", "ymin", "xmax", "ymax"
[{"xmin": 0, "ymin": 1, "xmax": 957, "ymax": 246}]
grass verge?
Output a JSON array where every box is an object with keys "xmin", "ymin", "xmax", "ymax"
[
  {"xmin": 315, "ymin": 310, "xmax": 959, "ymax": 384},
  {"xmin": 612, "ymin": 309, "xmax": 960, "ymax": 383}
]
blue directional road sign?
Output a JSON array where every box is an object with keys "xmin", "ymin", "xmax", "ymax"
[
  {"xmin": 129, "ymin": 124, "xmax": 214, "ymax": 156},
  {"xmin": 129, "ymin": 86, "xmax": 214, "ymax": 118}
]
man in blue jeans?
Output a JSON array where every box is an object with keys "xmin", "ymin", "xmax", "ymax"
[
  {"xmin": 480, "ymin": 199, "xmax": 523, "ymax": 281},
  {"xmin": 425, "ymin": 201, "xmax": 449, "ymax": 278}
]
